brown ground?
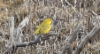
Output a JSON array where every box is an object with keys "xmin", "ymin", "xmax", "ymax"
[{"xmin": 0, "ymin": 0, "xmax": 100, "ymax": 54}]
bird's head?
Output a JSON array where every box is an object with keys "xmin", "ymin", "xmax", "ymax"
[{"xmin": 44, "ymin": 18, "xmax": 52, "ymax": 24}]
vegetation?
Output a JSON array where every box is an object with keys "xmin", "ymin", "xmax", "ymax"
[{"xmin": 0, "ymin": 0, "xmax": 100, "ymax": 54}]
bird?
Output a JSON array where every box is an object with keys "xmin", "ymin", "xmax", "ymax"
[{"xmin": 34, "ymin": 18, "xmax": 52, "ymax": 35}]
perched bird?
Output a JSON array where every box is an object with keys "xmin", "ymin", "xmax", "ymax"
[{"xmin": 34, "ymin": 18, "xmax": 52, "ymax": 34}]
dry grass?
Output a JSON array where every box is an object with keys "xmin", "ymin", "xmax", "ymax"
[{"xmin": 0, "ymin": 0, "xmax": 100, "ymax": 54}]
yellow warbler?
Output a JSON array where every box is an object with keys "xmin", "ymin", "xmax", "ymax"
[{"xmin": 34, "ymin": 18, "xmax": 52, "ymax": 34}]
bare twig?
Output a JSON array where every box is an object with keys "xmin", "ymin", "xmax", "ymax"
[
  {"xmin": 3, "ymin": 33, "xmax": 57, "ymax": 54},
  {"xmin": 9, "ymin": 16, "xmax": 14, "ymax": 46},
  {"xmin": 15, "ymin": 17, "xmax": 29, "ymax": 43},
  {"xmin": 4, "ymin": 17, "xmax": 29, "ymax": 54},
  {"xmin": 73, "ymin": 26, "xmax": 100, "ymax": 54},
  {"xmin": 62, "ymin": 23, "xmax": 81, "ymax": 54},
  {"xmin": 3, "ymin": 35, "xmax": 41, "ymax": 54}
]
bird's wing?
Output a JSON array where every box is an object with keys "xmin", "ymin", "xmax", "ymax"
[{"xmin": 39, "ymin": 25, "xmax": 51, "ymax": 34}]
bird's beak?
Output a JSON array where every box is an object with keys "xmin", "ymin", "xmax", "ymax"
[{"xmin": 52, "ymin": 20, "xmax": 58, "ymax": 26}]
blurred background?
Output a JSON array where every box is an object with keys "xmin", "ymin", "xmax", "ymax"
[{"xmin": 0, "ymin": 0, "xmax": 100, "ymax": 54}]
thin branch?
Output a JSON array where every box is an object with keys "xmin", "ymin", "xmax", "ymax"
[
  {"xmin": 9, "ymin": 16, "xmax": 14, "ymax": 46},
  {"xmin": 15, "ymin": 17, "xmax": 29, "ymax": 43},
  {"xmin": 3, "ymin": 34, "xmax": 57, "ymax": 54},
  {"xmin": 62, "ymin": 23, "xmax": 81, "ymax": 54},
  {"xmin": 3, "ymin": 35, "xmax": 41, "ymax": 54},
  {"xmin": 73, "ymin": 27, "xmax": 100, "ymax": 54}
]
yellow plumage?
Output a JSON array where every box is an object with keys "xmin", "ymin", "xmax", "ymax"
[{"xmin": 34, "ymin": 18, "xmax": 52, "ymax": 34}]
